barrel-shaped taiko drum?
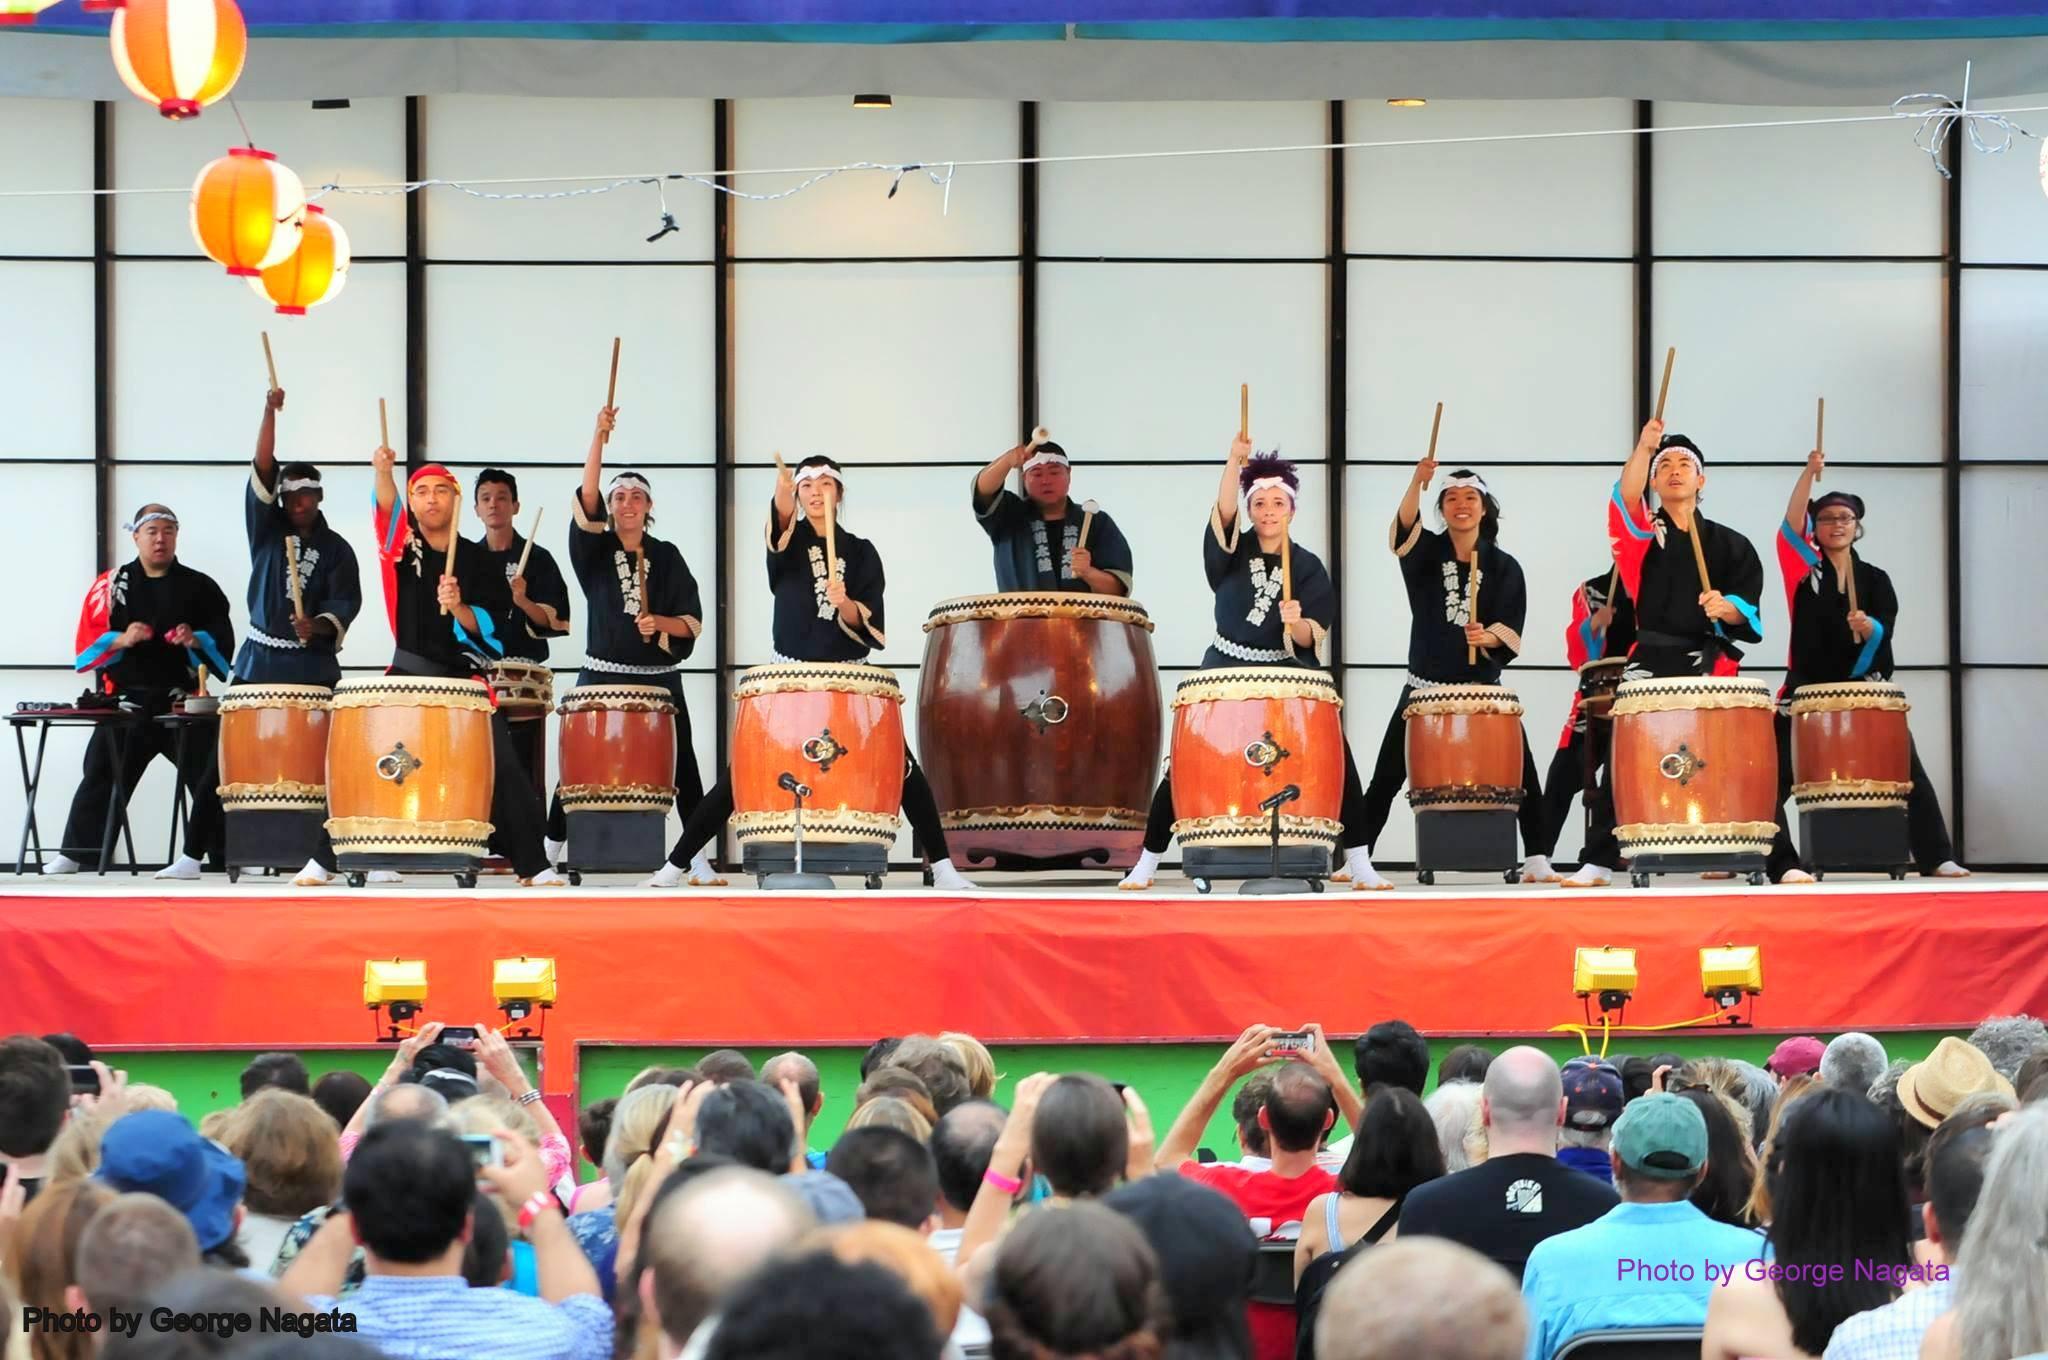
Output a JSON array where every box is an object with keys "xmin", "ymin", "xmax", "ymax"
[
  {"xmin": 1169, "ymin": 667, "xmax": 1343, "ymax": 852},
  {"xmin": 1403, "ymin": 684, "xmax": 1525, "ymax": 813},
  {"xmin": 325, "ymin": 676, "xmax": 495, "ymax": 860},
  {"xmin": 216, "ymin": 683, "xmax": 331, "ymax": 815},
  {"xmin": 1789, "ymin": 681, "xmax": 1913, "ymax": 813},
  {"xmin": 918, "ymin": 592, "xmax": 1162, "ymax": 869},
  {"xmin": 731, "ymin": 662, "xmax": 905, "ymax": 847},
  {"xmin": 557, "ymin": 684, "xmax": 678, "ymax": 815},
  {"xmin": 1610, "ymin": 676, "xmax": 1777, "ymax": 858}
]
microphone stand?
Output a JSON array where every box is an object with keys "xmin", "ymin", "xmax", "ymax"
[
  {"xmin": 760, "ymin": 772, "xmax": 835, "ymax": 891},
  {"xmin": 1240, "ymin": 784, "xmax": 1313, "ymax": 895}
]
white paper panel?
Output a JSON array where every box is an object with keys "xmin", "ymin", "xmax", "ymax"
[
  {"xmin": 0, "ymin": 670, "xmax": 109, "ymax": 871},
  {"xmin": 1348, "ymin": 260, "xmax": 1632, "ymax": 464},
  {"xmin": 111, "ymin": 262, "xmax": 404, "ymax": 462},
  {"xmin": 732, "ymin": 262, "xmax": 1016, "ymax": 465},
  {"xmin": 1959, "ymin": 270, "xmax": 2048, "ymax": 460},
  {"xmin": 113, "ymin": 99, "xmax": 407, "ymax": 259},
  {"xmin": 1961, "ymin": 96, "xmax": 2048, "ymax": 265},
  {"xmin": 1962, "ymin": 669, "xmax": 2048, "ymax": 863},
  {"xmin": 0, "ymin": 464, "xmax": 98, "ymax": 664},
  {"xmin": 423, "ymin": 97, "xmax": 714, "ymax": 261},
  {"xmin": 1961, "ymin": 466, "xmax": 2048, "ymax": 664},
  {"xmin": 425, "ymin": 266, "xmax": 714, "ymax": 465},
  {"xmin": 1652, "ymin": 263, "xmax": 1943, "ymax": 463},
  {"xmin": 1038, "ymin": 263, "xmax": 1323, "ymax": 461},
  {"xmin": 0, "ymin": 99, "xmax": 92, "ymax": 255},
  {"xmin": 0, "ymin": 262, "xmax": 94, "ymax": 460},
  {"xmin": 732, "ymin": 98, "xmax": 1017, "ymax": 259},
  {"xmin": 1345, "ymin": 99, "xmax": 1634, "ymax": 259},
  {"xmin": 1653, "ymin": 103, "xmax": 1941, "ymax": 257},
  {"xmin": 1039, "ymin": 102, "xmax": 1326, "ymax": 260}
]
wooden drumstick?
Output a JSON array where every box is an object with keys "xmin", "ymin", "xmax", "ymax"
[
  {"xmin": 284, "ymin": 534, "xmax": 305, "ymax": 621},
  {"xmin": 1467, "ymin": 558, "xmax": 1481, "ymax": 665},
  {"xmin": 1028, "ymin": 426, "xmax": 1049, "ymax": 449},
  {"xmin": 514, "ymin": 506, "xmax": 542, "ymax": 579},
  {"xmin": 1604, "ymin": 564, "xmax": 1619, "ymax": 609},
  {"xmin": 378, "ymin": 397, "xmax": 389, "ymax": 452},
  {"xmin": 441, "ymin": 497, "xmax": 459, "ymax": 616},
  {"xmin": 636, "ymin": 548, "xmax": 648, "ymax": 617},
  {"xmin": 1846, "ymin": 561, "xmax": 1859, "ymax": 616},
  {"xmin": 1654, "ymin": 347, "xmax": 1676, "ymax": 423},
  {"xmin": 261, "ymin": 331, "xmax": 278, "ymax": 393},
  {"xmin": 1427, "ymin": 401, "xmax": 1443, "ymax": 461},
  {"xmin": 1689, "ymin": 513, "xmax": 1713, "ymax": 596},
  {"xmin": 602, "ymin": 337, "xmax": 621, "ymax": 444},
  {"xmin": 1814, "ymin": 397, "xmax": 1825, "ymax": 483},
  {"xmin": 823, "ymin": 480, "xmax": 839, "ymax": 584},
  {"xmin": 196, "ymin": 664, "xmax": 208, "ymax": 697},
  {"xmin": 1280, "ymin": 510, "xmax": 1293, "ymax": 603},
  {"xmin": 1240, "ymin": 384, "xmax": 1249, "ymax": 441},
  {"xmin": 1077, "ymin": 498, "xmax": 1099, "ymax": 552}
]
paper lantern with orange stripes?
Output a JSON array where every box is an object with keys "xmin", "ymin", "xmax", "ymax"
[
  {"xmin": 0, "ymin": 2, "xmax": 64, "ymax": 25},
  {"xmin": 250, "ymin": 203, "xmax": 349, "ymax": 315},
  {"xmin": 110, "ymin": 0, "xmax": 247, "ymax": 120},
  {"xmin": 190, "ymin": 147, "xmax": 305, "ymax": 278}
]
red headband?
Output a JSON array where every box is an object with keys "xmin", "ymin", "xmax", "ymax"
[{"xmin": 408, "ymin": 464, "xmax": 458, "ymax": 490}]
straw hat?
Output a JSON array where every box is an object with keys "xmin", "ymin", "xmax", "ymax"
[{"xmin": 1897, "ymin": 1037, "xmax": 2015, "ymax": 1128}]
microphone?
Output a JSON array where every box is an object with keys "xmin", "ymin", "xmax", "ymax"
[
  {"xmin": 1259, "ymin": 784, "xmax": 1301, "ymax": 813},
  {"xmin": 778, "ymin": 772, "xmax": 813, "ymax": 799}
]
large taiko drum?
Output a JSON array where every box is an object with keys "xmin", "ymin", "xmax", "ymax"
[
  {"xmin": 1611, "ymin": 676, "xmax": 1777, "ymax": 863},
  {"xmin": 918, "ymin": 592, "xmax": 1162, "ymax": 870},
  {"xmin": 1403, "ymin": 684, "xmax": 1525, "ymax": 813},
  {"xmin": 731, "ymin": 662, "xmax": 906, "ymax": 851},
  {"xmin": 1170, "ymin": 667, "xmax": 1342, "ymax": 879},
  {"xmin": 557, "ymin": 684, "xmax": 678, "ymax": 816},
  {"xmin": 217, "ymin": 683, "xmax": 332, "ymax": 873},
  {"xmin": 326, "ymin": 676, "xmax": 495, "ymax": 865},
  {"xmin": 1789, "ymin": 682, "xmax": 1912, "ymax": 813},
  {"xmin": 217, "ymin": 683, "xmax": 331, "ymax": 816}
]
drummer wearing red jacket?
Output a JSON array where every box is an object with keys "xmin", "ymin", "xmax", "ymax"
[
  {"xmin": 1763, "ymin": 450, "xmax": 1965, "ymax": 880},
  {"xmin": 645, "ymin": 456, "xmax": 976, "ymax": 890},
  {"xmin": 1561, "ymin": 419, "xmax": 1764, "ymax": 888},
  {"xmin": 1531, "ymin": 570, "xmax": 1635, "ymax": 872}
]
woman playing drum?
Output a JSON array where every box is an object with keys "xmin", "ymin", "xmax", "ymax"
[
  {"xmin": 1765, "ymin": 450, "xmax": 1965, "ymax": 879},
  {"xmin": 1119, "ymin": 439, "xmax": 1384, "ymax": 891},
  {"xmin": 646, "ymin": 456, "xmax": 975, "ymax": 890}
]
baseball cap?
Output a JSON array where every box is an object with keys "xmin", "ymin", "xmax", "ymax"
[
  {"xmin": 1611, "ymin": 1094, "xmax": 1708, "ymax": 1180},
  {"xmin": 1766, "ymin": 1037, "xmax": 1825, "ymax": 1077},
  {"xmin": 96, "ymin": 1110, "xmax": 246, "ymax": 1251},
  {"xmin": 1561, "ymin": 1057, "xmax": 1625, "ymax": 1131}
]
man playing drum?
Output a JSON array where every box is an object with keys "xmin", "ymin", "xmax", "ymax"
[
  {"xmin": 1531, "ymin": 568, "xmax": 1635, "ymax": 875},
  {"xmin": 646, "ymin": 455, "xmax": 975, "ymax": 890},
  {"xmin": 233, "ymin": 386, "xmax": 362, "ymax": 688},
  {"xmin": 1561, "ymin": 419, "xmax": 1765, "ymax": 888},
  {"xmin": 1120, "ymin": 439, "xmax": 1385, "ymax": 891},
  {"xmin": 474, "ymin": 468, "xmax": 572, "ymax": 667},
  {"xmin": 971, "ymin": 435, "xmax": 1133, "ymax": 595},
  {"xmin": 1765, "ymin": 450, "xmax": 1965, "ymax": 879},
  {"xmin": 1351, "ymin": 455, "xmax": 1551, "ymax": 883},
  {"xmin": 294, "ymin": 447, "xmax": 563, "ymax": 886}
]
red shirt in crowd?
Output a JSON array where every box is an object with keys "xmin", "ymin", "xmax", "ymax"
[{"xmin": 1180, "ymin": 1160, "xmax": 1338, "ymax": 1360}]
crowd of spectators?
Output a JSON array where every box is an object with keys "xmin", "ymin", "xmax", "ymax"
[{"xmin": 3, "ymin": 1014, "xmax": 2047, "ymax": 1360}]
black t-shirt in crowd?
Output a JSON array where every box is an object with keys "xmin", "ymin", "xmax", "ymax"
[{"xmin": 1393, "ymin": 1152, "xmax": 1619, "ymax": 1283}]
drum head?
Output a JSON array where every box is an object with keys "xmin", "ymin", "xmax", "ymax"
[
  {"xmin": 1402, "ymin": 683, "xmax": 1523, "ymax": 718},
  {"xmin": 1611, "ymin": 675, "xmax": 1773, "ymax": 716},
  {"xmin": 219, "ymin": 683, "xmax": 333, "ymax": 711},
  {"xmin": 332, "ymin": 676, "xmax": 493, "ymax": 710},
  {"xmin": 923, "ymin": 593, "xmax": 1154, "ymax": 633},
  {"xmin": 558, "ymin": 684, "xmax": 676, "ymax": 714},
  {"xmin": 1172, "ymin": 667, "xmax": 1341, "ymax": 709},
  {"xmin": 1788, "ymin": 681, "xmax": 1910, "ymax": 715},
  {"xmin": 734, "ymin": 662, "xmax": 904, "ymax": 703}
]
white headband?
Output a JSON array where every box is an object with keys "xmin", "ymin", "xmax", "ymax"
[
  {"xmin": 608, "ymin": 472, "xmax": 653, "ymax": 500},
  {"xmin": 1650, "ymin": 447, "xmax": 1701, "ymax": 479},
  {"xmin": 1021, "ymin": 449, "xmax": 1069, "ymax": 474},
  {"xmin": 793, "ymin": 465, "xmax": 844, "ymax": 491},
  {"xmin": 125, "ymin": 511, "xmax": 178, "ymax": 532},
  {"xmin": 1440, "ymin": 473, "xmax": 1492, "ymax": 499},
  {"xmin": 1245, "ymin": 476, "xmax": 1296, "ymax": 502},
  {"xmin": 278, "ymin": 475, "xmax": 321, "ymax": 493}
]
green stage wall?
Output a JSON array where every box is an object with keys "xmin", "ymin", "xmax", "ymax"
[{"xmin": 107, "ymin": 1029, "xmax": 1961, "ymax": 1179}]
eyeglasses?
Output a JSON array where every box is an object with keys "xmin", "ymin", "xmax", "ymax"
[{"xmin": 1814, "ymin": 513, "xmax": 1859, "ymax": 525}]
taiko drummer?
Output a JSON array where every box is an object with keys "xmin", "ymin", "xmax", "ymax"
[
  {"xmin": 971, "ymin": 431, "xmax": 1133, "ymax": 595},
  {"xmin": 1530, "ymin": 566, "xmax": 1634, "ymax": 877},
  {"xmin": 647, "ymin": 456, "xmax": 976, "ymax": 890}
]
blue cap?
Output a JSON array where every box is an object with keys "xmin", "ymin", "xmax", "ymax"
[{"xmin": 96, "ymin": 1110, "xmax": 246, "ymax": 1251}]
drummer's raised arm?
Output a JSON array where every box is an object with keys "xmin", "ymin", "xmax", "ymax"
[
  {"xmin": 372, "ymin": 440, "xmax": 397, "ymax": 515},
  {"xmin": 578, "ymin": 406, "xmax": 618, "ymax": 521},
  {"xmin": 1784, "ymin": 448, "xmax": 1824, "ymax": 533},
  {"xmin": 1215, "ymin": 434, "xmax": 1251, "ymax": 528},
  {"xmin": 1619, "ymin": 417, "xmax": 1664, "ymax": 514},
  {"xmin": 975, "ymin": 442, "xmax": 1028, "ymax": 503},
  {"xmin": 1393, "ymin": 452, "xmax": 1437, "ymax": 552}
]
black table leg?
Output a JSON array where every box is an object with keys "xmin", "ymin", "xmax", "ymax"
[{"xmin": 14, "ymin": 721, "xmax": 48, "ymax": 875}]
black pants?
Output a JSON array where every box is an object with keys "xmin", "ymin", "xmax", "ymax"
[
  {"xmin": 1141, "ymin": 735, "xmax": 1372, "ymax": 856},
  {"xmin": 1356, "ymin": 686, "xmax": 1547, "ymax": 856},
  {"xmin": 1533, "ymin": 723, "xmax": 1609, "ymax": 861},
  {"xmin": 61, "ymin": 706, "xmax": 221, "ymax": 866},
  {"xmin": 1766, "ymin": 716, "xmax": 1956, "ymax": 879},
  {"xmin": 545, "ymin": 670, "xmax": 704, "ymax": 842},
  {"xmin": 316, "ymin": 711, "xmax": 550, "ymax": 878},
  {"xmin": 665, "ymin": 751, "xmax": 951, "ymax": 870}
]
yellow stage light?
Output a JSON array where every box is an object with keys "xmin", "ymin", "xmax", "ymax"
[
  {"xmin": 1573, "ymin": 946, "xmax": 1638, "ymax": 1015},
  {"xmin": 493, "ymin": 956, "xmax": 557, "ymax": 1026},
  {"xmin": 1701, "ymin": 945, "xmax": 1763, "ymax": 1016},
  {"xmin": 365, "ymin": 958, "xmax": 427, "ymax": 1043}
]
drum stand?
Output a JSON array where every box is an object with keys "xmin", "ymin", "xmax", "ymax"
[
  {"xmin": 1798, "ymin": 807, "xmax": 1911, "ymax": 881},
  {"xmin": 756, "ymin": 773, "xmax": 840, "ymax": 892},
  {"xmin": 224, "ymin": 810, "xmax": 327, "ymax": 884},
  {"xmin": 1240, "ymin": 788, "xmax": 1316, "ymax": 895},
  {"xmin": 1412, "ymin": 807, "xmax": 1522, "ymax": 886}
]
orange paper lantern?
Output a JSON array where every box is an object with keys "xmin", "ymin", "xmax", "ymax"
[
  {"xmin": 0, "ymin": 2, "xmax": 64, "ymax": 25},
  {"xmin": 250, "ymin": 203, "xmax": 349, "ymax": 315},
  {"xmin": 110, "ymin": 0, "xmax": 247, "ymax": 120},
  {"xmin": 190, "ymin": 146, "xmax": 305, "ymax": 278}
]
